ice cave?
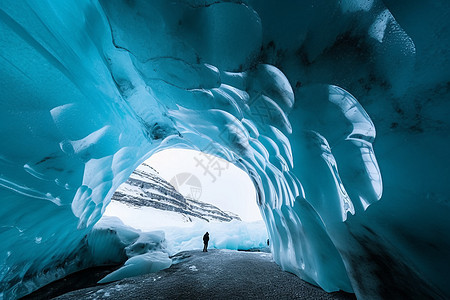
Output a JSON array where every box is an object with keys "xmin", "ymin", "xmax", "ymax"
[{"xmin": 1, "ymin": 0, "xmax": 450, "ymax": 299}]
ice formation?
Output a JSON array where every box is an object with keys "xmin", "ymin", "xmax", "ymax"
[
  {"xmin": 90, "ymin": 217, "xmax": 172, "ymax": 284},
  {"xmin": 0, "ymin": 0, "xmax": 449, "ymax": 299}
]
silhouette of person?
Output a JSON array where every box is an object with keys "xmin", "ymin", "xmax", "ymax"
[{"xmin": 203, "ymin": 232, "xmax": 209, "ymax": 252}]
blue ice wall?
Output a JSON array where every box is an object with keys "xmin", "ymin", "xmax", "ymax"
[{"xmin": 0, "ymin": 0, "xmax": 449, "ymax": 299}]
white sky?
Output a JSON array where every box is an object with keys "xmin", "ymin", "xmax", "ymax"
[{"xmin": 146, "ymin": 149, "xmax": 261, "ymax": 222}]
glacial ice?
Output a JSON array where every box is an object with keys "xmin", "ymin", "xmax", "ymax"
[
  {"xmin": 92, "ymin": 214, "xmax": 268, "ymax": 284},
  {"xmin": 1, "ymin": 0, "xmax": 450, "ymax": 299},
  {"xmin": 90, "ymin": 216, "xmax": 172, "ymax": 284}
]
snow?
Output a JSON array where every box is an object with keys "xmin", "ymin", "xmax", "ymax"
[
  {"xmin": 104, "ymin": 202, "xmax": 194, "ymax": 229},
  {"xmin": 89, "ymin": 216, "xmax": 172, "ymax": 284},
  {"xmin": 146, "ymin": 149, "xmax": 261, "ymax": 222},
  {"xmin": 89, "ymin": 213, "xmax": 267, "ymax": 283},
  {"xmin": 188, "ymin": 266, "xmax": 198, "ymax": 272},
  {"xmin": 160, "ymin": 220, "xmax": 268, "ymax": 254},
  {"xmin": 98, "ymin": 251, "xmax": 172, "ymax": 284},
  {"xmin": 104, "ymin": 202, "xmax": 268, "ymax": 254}
]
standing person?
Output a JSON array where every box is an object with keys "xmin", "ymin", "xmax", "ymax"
[{"xmin": 203, "ymin": 232, "xmax": 209, "ymax": 252}]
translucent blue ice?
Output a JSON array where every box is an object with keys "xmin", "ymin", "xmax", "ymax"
[{"xmin": 0, "ymin": 0, "xmax": 449, "ymax": 299}]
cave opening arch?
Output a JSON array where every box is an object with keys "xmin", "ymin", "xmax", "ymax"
[{"xmin": 102, "ymin": 148, "xmax": 268, "ymax": 254}]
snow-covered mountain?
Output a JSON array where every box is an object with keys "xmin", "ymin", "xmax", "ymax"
[{"xmin": 111, "ymin": 163, "xmax": 240, "ymax": 222}]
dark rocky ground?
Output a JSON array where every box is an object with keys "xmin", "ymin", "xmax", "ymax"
[
  {"xmin": 26, "ymin": 249, "xmax": 356, "ymax": 300},
  {"xmin": 21, "ymin": 265, "xmax": 122, "ymax": 300}
]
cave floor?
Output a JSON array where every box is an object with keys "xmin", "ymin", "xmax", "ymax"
[{"xmin": 40, "ymin": 249, "xmax": 355, "ymax": 300}]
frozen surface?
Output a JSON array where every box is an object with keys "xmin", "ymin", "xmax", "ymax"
[
  {"xmin": 0, "ymin": 0, "xmax": 450, "ymax": 299},
  {"xmin": 91, "ymin": 215, "xmax": 267, "ymax": 283},
  {"xmin": 105, "ymin": 202, "xmax": 196, "ymax": 229},
  {"xmin": 88, "ymin": 216, "xmax": 171, "ymax": 283},
  {"xmin": 98, "ymin": 251, "xmax": 172, "ymax": 284},
  {"xmin": 161, "ymin": 220, "xmax": 268, "ymax": 254},
  {"xmin": 104, "ymin": 203, "xmax": 269, "ymax": 254}
]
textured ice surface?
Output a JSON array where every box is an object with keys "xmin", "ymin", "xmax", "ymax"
[
  {"xmin": 93, "ymin": 216, "xmax": 267, "ymax": 283},
  {"xmin": 1, "ymin": 0, "xmax": 450, "ymax": 299},
  {"xmin": 104, "ymin": 203, "xmax": 269, "ymax": 254},
  {"xmin": 92, "ymin": 217, "xmax": 172, "ymax": 284},
  {"xmin": 150, "ymin": 220, "xmax": 268, "ymax": 255}
]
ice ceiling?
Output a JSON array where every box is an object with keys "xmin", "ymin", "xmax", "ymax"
[{"xmin": 1, "ymin": 0, "xmax": 450, "ymax": 299}]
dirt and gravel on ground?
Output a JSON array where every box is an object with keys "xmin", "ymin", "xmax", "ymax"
[{"xmin": 26, "ymin": 249, "xmax": 356, "ymax": 300}]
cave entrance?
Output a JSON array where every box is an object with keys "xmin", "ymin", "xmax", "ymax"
[{"xmin": 103, "ymin": 148, "xmax": 268, "ymax": 254}]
